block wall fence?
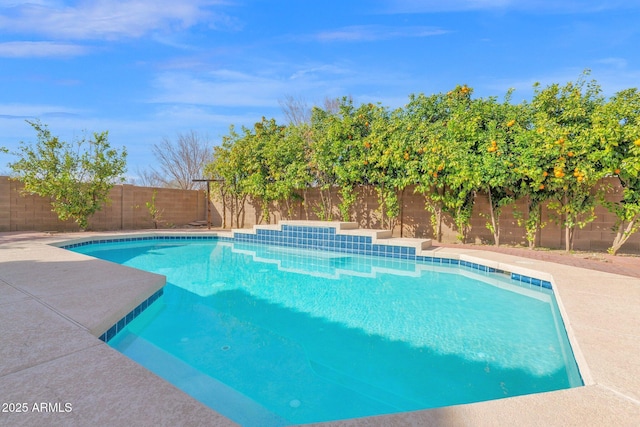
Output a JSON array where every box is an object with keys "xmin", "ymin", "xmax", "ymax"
[
  {"xmin": 0, "ymin": 176, "xmax": 207, "ymax": 232},
  {"xmin": 208, "ymin": 177, "xmax": 639, "ymax": 253},
  {"xmin": 2, "ymin": 176, "xmax": 639, "ymax": 253}
]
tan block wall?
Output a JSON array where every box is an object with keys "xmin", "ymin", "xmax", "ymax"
[
  {"xmin": 1, "ymin": 177, "xmax": 206, "ymax": 232},
  {"xmin": 208, "ymin": 178, "xmax": 640, "ymax": 253},
  {"xmin": 3, "ymin": 175, "xmax": 638, "ymax": 253}
]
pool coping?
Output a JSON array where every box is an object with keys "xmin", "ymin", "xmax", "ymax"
[{"xmin": 1, "ymin": 226, "xmax": 639, "ymax": 426}]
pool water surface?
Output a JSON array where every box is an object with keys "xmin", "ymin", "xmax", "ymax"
[{"xmin": 71, "ymin": 239, "xmax": 582, "ymax": 426}]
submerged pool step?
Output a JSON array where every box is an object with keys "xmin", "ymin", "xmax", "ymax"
[
  {"xmin": 231, "ymin": 220, "xmax": 432, "ymax": 256},
  {"xmin": 114, "ymin": 334, "xmax": 289, "ymax": 427}
]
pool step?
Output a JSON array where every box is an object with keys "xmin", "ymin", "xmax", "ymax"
[{"xmin": 232, "ymin": 220, "xmax": 432, "ymax": 253}]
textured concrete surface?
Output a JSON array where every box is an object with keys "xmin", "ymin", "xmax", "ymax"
[{"xmin": 1, "ymin": 228, "xmax": 639, "ymax": 426}]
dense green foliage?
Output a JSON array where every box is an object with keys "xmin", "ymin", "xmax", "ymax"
[
  {"xmin": 207, "ymin": 75, "xmax": 640, "ymax": 253},
  {"xmin": 9, "ymin": 121, "xmax": 127, "ymax": 230}
]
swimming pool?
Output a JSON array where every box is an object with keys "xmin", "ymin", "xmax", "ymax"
[{"xmin": 69, "ymin": 232, "xmax": 582, "ymax": 426}]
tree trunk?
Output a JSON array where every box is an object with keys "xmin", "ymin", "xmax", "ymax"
[
  {"xmin": 566, "ymin": 225, "xmax": 574, "ymax": 252},
  {"xmin": 487, "ymin": 189, "xmax": 500, "ymax": 246},
  {"xmin": 380, "ymin": 182, "xmax": 386, "ymax": 229},
  {"xmin": 221, "ymin": 190, "xmax": 227, "ymax": 229},
  {"xmin": 399, "ymin": 187, "xmax": 405, "ymax": 238},
  {"xmin": 610, "ymin": 218, "xmax": 637, "ymax": 255}
]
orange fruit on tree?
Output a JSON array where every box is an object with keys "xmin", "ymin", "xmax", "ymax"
[
  {"xmin": 506, "ymin": 119, "xmax": 516, "ymax": 127},
  {"xmin": 615, "ymin": 168, "xmax": 621, "ymax": 174},
  {"xmin": 539, "ymin": 184, "xmax": 545, "ymax": 190},
  {"xmin": 634, "ymin": 139, "xmax": 640, "ymax": 147}
]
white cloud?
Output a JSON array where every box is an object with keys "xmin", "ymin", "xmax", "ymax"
[
  {"xmin": 596, "ymin": 57, "xmax": 628, "ymax": 69},
  {"xmin": 0, "ymin": 41, "xmax": 88, "ymax": 57},
  {"xmin": 150, "ymin": 70, "xmax": 285, "ymax": 108},
  {"xmin": 0, "ymin": 0, "xmax": 230, "ymax": 40},
  {"xmin": 378, "ymin": 0, "xmax": 638, "ymax": 13},
  {"xmin": 0, "ymin": 103, "xmax": 84, "ymax": 118},
  {"xmin": 150, "ymin": 65, "xmax": 351, "ymax": 109},
  {"xmin": 153, "ymin": 105, "xmax": 259, "ymax": 128},
  {"xmin": 313, "ymin": 25, "xmax": 448, "ymax": 42}
]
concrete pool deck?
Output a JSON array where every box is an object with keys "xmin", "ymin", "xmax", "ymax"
[{"xmin": 1, "ymin": 229, "xmax": 639, "ymax": 426}]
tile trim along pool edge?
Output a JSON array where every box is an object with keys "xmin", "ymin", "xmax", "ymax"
[{"xmin": 3, "ymin": 222, "xmax": 639, "ymax": 426}]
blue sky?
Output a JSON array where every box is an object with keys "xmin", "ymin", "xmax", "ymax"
[{"xmin": 1, "ymin": 0, "xmax": 639, "ymax": 177}]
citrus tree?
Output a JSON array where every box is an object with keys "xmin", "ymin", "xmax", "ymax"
[
  {"xmin": 530, "ymin": 76, "xmax": 604, "ymax": 251},
  {"xmin": 440, "ymin": 85, "xmax": 482, "ymax": 242},
  {"xmin": 329, "ymin": 98, "xmax": 376, "ymax": 221},
  {"xmin": 405, "ymin": 88, "xmax": 480, "ymax": 242},
  {"xmin": 308, "ymin": 105, "xmax": 340, "ymax": 220},
  {"xmin": 509, "ymin": 101, "xmax": 552, "ymax": 248},
  {"xmin": 593, "ymin": 88, "xmax": 640, "ymax": 254},
  {"xmin": 473, "ymin": 92, "xmax": 523, "ymax": 245},
  {"xmin": 206, "ymin": 125, "xmax": 251, "ymax": 228},
  {"xmin": 276, "ymin": 123, "xmax": 314, "ymax": 218},
  {"xmin": 241, "ymin": 117, "xmax": 289, "ymax": 224},
  {"xmin": 404, "ymin": 92, "xmax": 450, "ymax": 241},
  {"xmin": 9, "ymin": 121, "xmax": 127, "ymax": 230},
  {"xmin": 359, "ymin": 103, "xmax": 409, "ymax": 230}
]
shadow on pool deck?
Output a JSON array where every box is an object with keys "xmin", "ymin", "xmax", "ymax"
[{"xmin": 1, "ymin": 230, "xmax": 639, "ymax": 426}]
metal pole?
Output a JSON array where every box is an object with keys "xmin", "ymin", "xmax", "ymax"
[
  {"xmin": 193, "ymin": 178, "xmax": 223, "ymax": 229},
  {"xmin": 207, "ymin": 181, "xmax": 211, "ymax": 230}
]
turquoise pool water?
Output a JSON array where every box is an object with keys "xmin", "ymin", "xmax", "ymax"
[{"xmin": 71, "ymin": 239, "xmax": 582, "ymax": 426}]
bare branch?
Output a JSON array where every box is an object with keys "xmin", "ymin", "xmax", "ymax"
[
  {"xmin": 147, "ymin": 130, "xmax": 213, "ymax": 190},
  {"xmin": 279, "ymin": 94, "xmax": 311, "ymax": 126}
]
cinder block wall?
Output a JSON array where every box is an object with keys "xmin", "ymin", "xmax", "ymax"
[
  {"xmin": 1, "ymin": 177, "xmax": 206, "ymax": 232},
  {"xmin": 208, "ymin": 178, "xmax": 640, "ymax": 253},
  {"xmin": 3, "ymin": 175, "xmax": 638, "ymax": 252}
]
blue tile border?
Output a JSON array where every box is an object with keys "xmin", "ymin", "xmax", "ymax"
[
  {"xmin": 99, "ymin": 288, "xmax": 164, "ymax": 342},
  {"xmin": 60, "ymin": 234, "xmax": 228, "ymax": 249},
  {"xmin": 59, "ymin": 235, "xmax": 233, "ymax": 249},
  {"xmin": 511, "ymin": 273, "xmax": 552, "ymax": 290},
  {"xmin": 416, "ymin": 255, "xmax": 551, "ymax": 290}
]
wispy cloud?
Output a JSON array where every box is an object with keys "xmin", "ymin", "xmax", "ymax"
[
  {"xmin": 0, "ymin": 41, "xmax": 88, "ymax": 57},
  {"xmin": 596, "ymin": 57, "xmax": 628, "ymax": 69},
  {"xmin": 380, "ymin": 0, "xmax": 509, "ymax": 13},
  {"xmin": 0, "ymin": 0, "xmax": 231, "ymax": 40},
  {"xmin": 311, "ymin": 25, "xmax": 448, "ymax": 43},
  {"xmin": 0, "ymin": 103, "xmax": 84, "ymax": 119},
  {"xmin": 151, "ymin": 69, "xmax": 299, "ymax": 108},
  {"xmin": 378, "ymin": 0, "xmax": 638, "ymax": 13}
]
